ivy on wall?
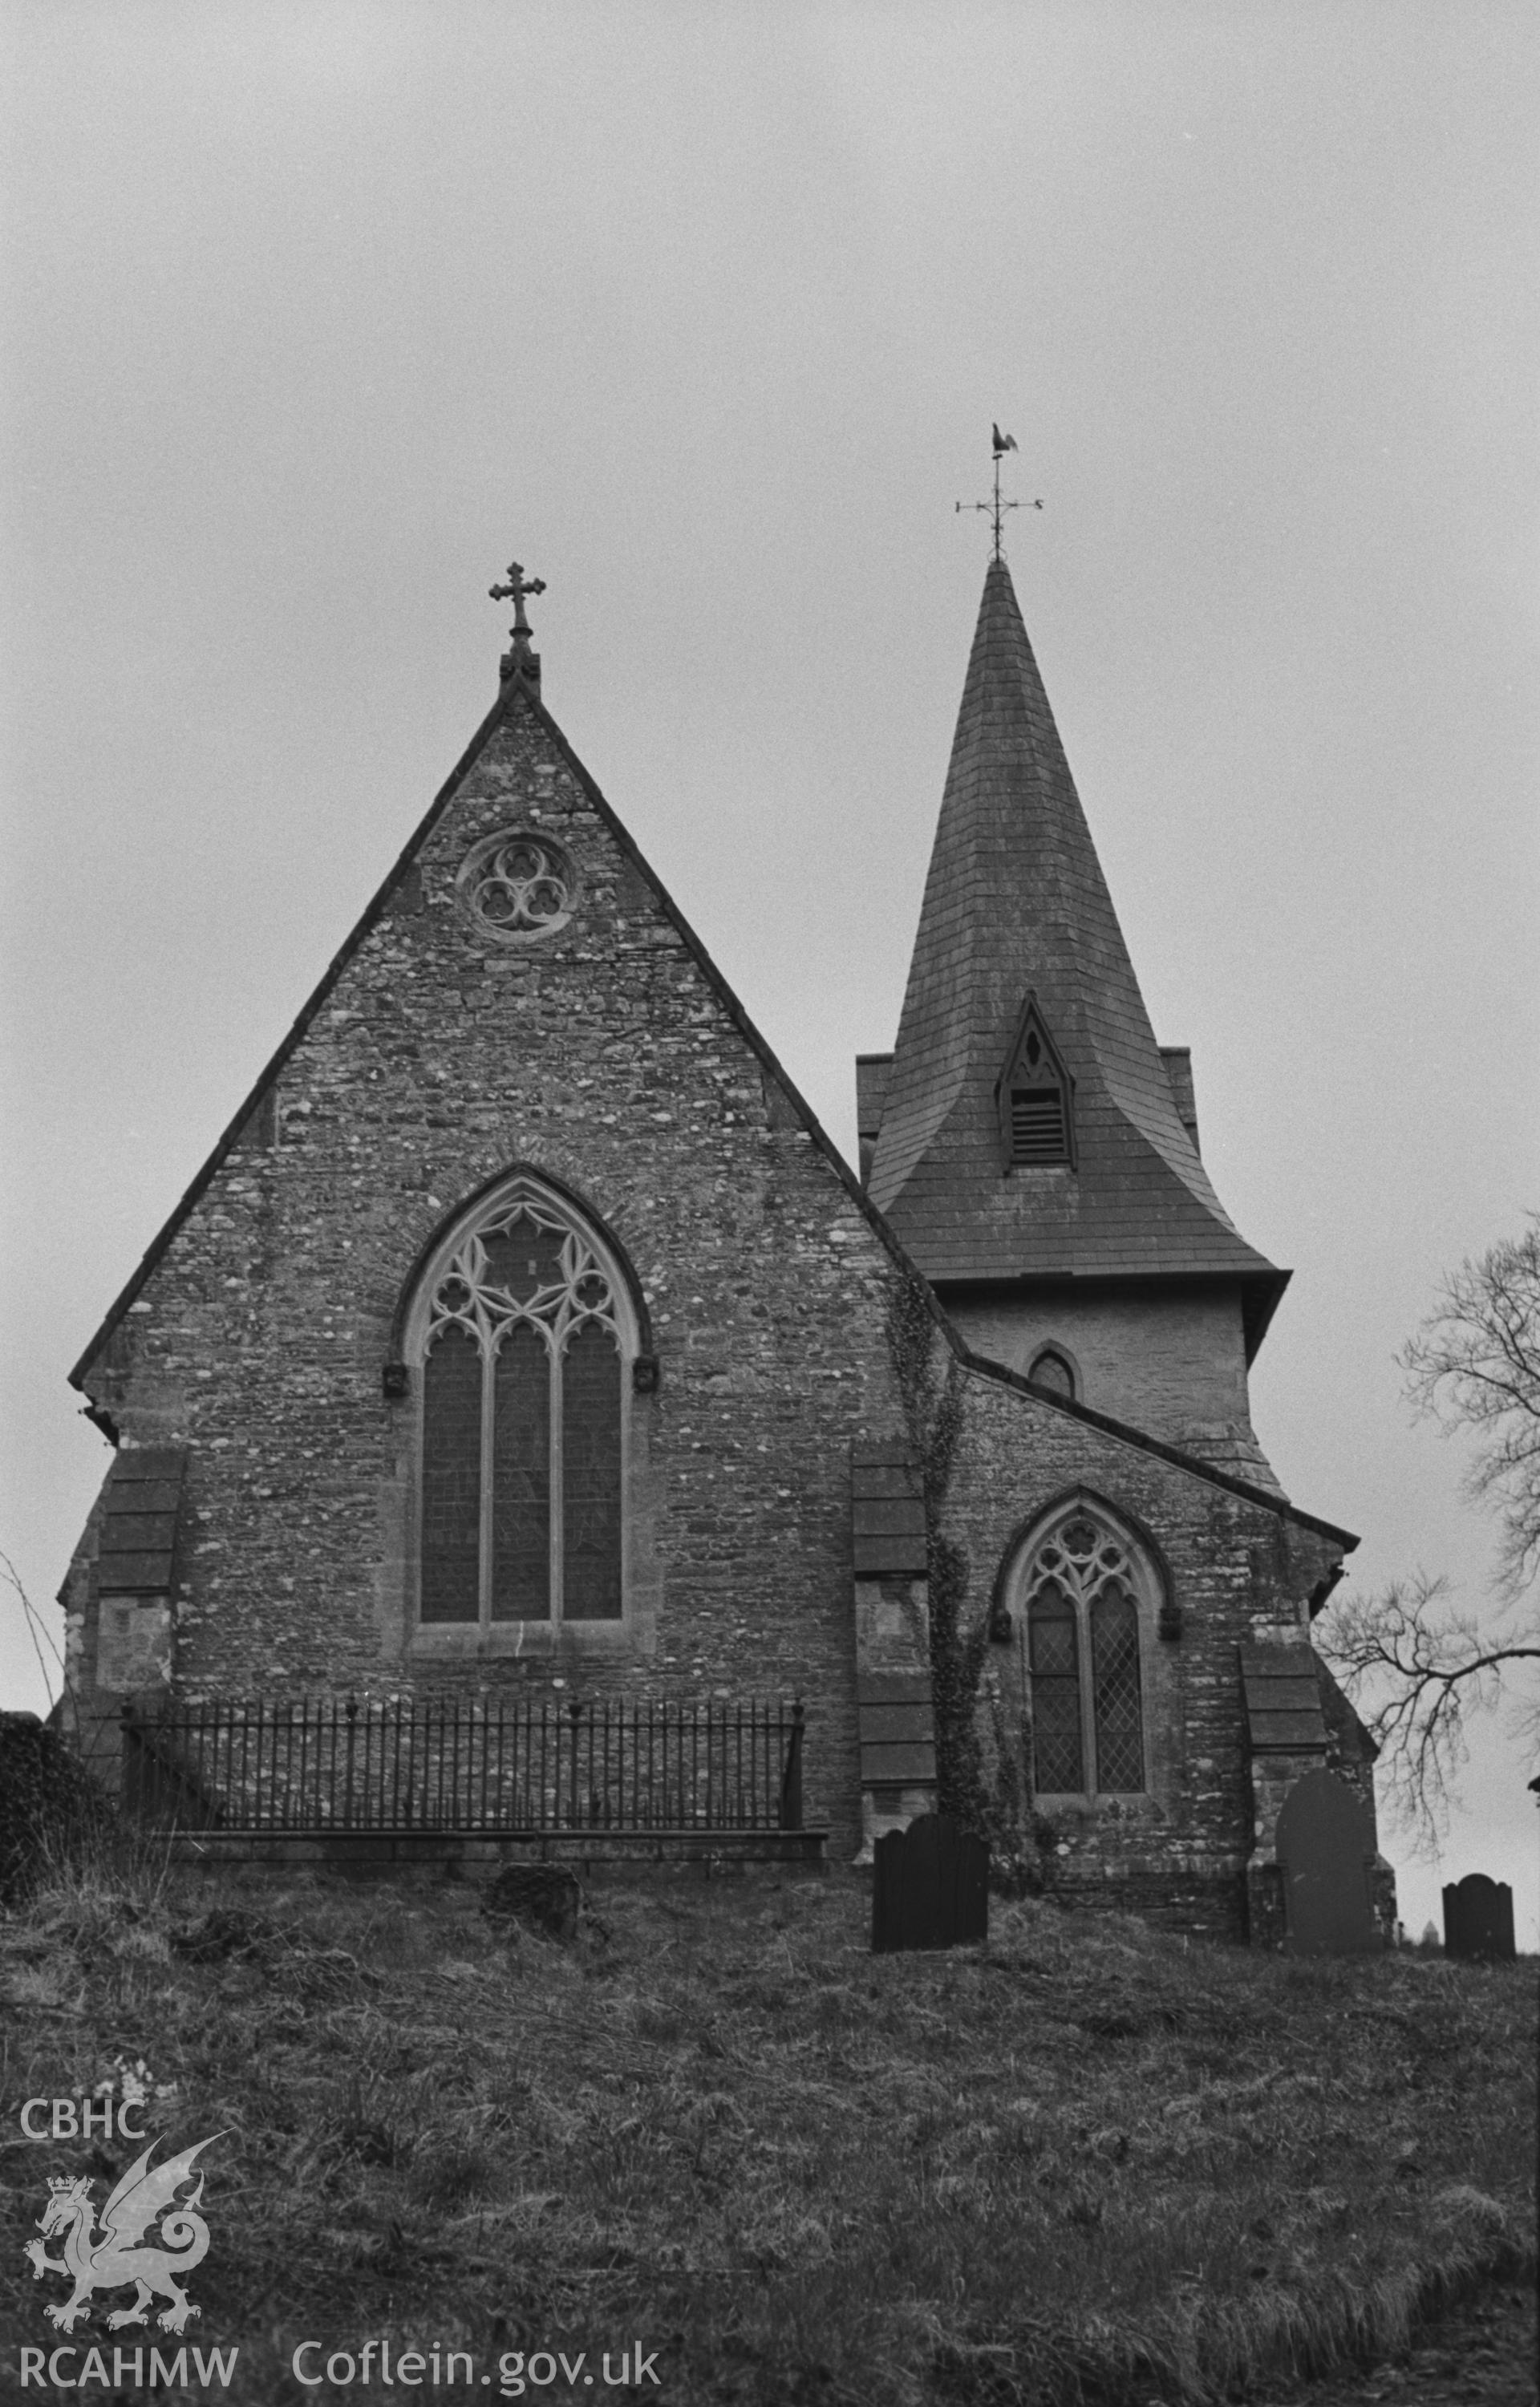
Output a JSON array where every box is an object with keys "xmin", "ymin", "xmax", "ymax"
[
  {"xmin": 886, "ymin": 1274, "xmax": 1044, "ymax": 1878},
  {"xmin": 886, "ymin": 1277, "xmax": 988, "ymax": 1837}
]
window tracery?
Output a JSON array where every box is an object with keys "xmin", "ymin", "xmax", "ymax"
[
  {"xmin": 457, "ymin": 829, "xmax": 578, "ymax": 942},
  {"xmin": 417, "ymin": 1180, "xmax": 628, "ymax": 1627},
  {"xmin": 1022, "ymin": 1508, "xmax": 1148, "ymax": 1795}
]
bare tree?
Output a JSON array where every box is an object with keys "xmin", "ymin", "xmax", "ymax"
[
  {"xmin": 1316, "ymin": 1218, "xmax": 1540, "ymax": 1840},
  {"xmin": 1401, "ymin": 1215, "xmax": 1540, "ymax": 1595},
  {"xmin": 1321, "ymin": 1571, "xmax": 1540, "ymax": 1841}
]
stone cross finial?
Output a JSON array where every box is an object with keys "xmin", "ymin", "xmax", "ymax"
[{"xmin": 489, "ymin": 561, "xmax": 547, "ymax": 679}]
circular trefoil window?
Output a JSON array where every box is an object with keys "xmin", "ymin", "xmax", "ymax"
[{"xmin": 458, "ymin": 829, "xmax": 579, "ymax": 942}]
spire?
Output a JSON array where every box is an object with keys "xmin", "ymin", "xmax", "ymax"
[{"xmin": 869, "ymin": 557, "xmax": 1285, "ymax": 1347}]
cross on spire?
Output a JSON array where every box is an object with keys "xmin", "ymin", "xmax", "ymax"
[
  {"xmin": 489, "ymin": 560, "xmax": 546, "ymax": 681},
  {"xmin": 955, "ymin": 428, "xmax": 1042, "ymax": 560}
]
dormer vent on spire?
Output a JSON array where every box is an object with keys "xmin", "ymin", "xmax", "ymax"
[{"xmin": 998, "ymin": 995, "xmax": 1074, "ymax": 1169}]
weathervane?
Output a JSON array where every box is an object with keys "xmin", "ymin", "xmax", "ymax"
[
  {"xmin": 489, "ymin": 560, "xmax": 546, "ymax": 680},
  {"xmin": 956, "ymin": 426, "xmax": 1042, "ymax": 559}
]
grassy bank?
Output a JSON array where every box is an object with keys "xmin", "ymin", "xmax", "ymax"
[{"xmin": 2, "ymin": 1854, "xmax": 1534, "ymax": 2404}]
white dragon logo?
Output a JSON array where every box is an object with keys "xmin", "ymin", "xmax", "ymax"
[{"xmin": 24, "ymin": 2133, "xmax": 222, "ymax": 2335}]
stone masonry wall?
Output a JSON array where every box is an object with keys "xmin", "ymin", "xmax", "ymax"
[
  {"xmin": 71, "ymin": 681, "xmax": 930, "ymax": 1857},
  {"xmin": 941, "ymin": 1279, "xmax": 1280, "ymax": 1486},
  {"xmin": 932, "ymin": 1350, "xmax": 1346, "ymax": 1939}
]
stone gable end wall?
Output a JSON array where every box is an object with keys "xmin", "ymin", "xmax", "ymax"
[
  {"xmin": 72, "ymin": 690, "xmax": 921, "ymax": 1852},
  {"xmin": 937, "ymin": 1364, "xmax": 1344, "ymax": 1937}
]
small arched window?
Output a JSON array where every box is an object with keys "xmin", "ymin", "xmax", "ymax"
[
  {"xmin": 1027, "ymin": 1347, "xmax": 1076, "ymax": 1402},
  {"xmin": 413, "ymin": 1177, "xmax": 635, "ymax": 1627},
  {"xmin": 1019, "ymin": 1505, "xmax": 1150, "ymax": 1797}
]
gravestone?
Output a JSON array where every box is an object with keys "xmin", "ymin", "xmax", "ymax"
[
  {"xmin": 872, "ymin": 1812, "xmax": 987, "ymax": 1952},
  {"xmin": 1275, "ymin": 1769, "xmax": 1379, "ymax": 1955},
  {"xmin": 1442, "ymin": 1874, "xmax": 1516, "ymax": 1962},
  {"xmin": 0, "ymin": 1713, "xmax": 111, "ymax": 1906},
  {"xmin": 481, "ymin": 1862, "xmax": 582, "ymax": 1940}
]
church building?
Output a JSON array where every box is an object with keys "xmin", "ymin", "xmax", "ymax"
[{"xmin": 60, "ymin": 544, "xmax": 1389, "ymax": 1943}]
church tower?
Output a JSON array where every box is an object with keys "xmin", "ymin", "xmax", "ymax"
[{"xmin": 860, "ymin": 557, "xmax": 1287, "ymax": 1486}]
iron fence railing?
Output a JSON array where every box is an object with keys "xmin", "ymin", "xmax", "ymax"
[{"xmin": 121, "ymin": 1695, "xmax": 805, "ymax": 1835}]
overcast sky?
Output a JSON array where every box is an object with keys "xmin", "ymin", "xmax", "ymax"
[{"xmin": 3, "ymin": 2, "xmax": 1536, "ymax": 1943}]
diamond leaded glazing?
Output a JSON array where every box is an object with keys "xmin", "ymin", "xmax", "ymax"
[
  {"xmin": 1023, "ymin": 1511, "xmax": 1147, "ymax": 1794},
  {"xmin": 1027, "ymin": 1578, "xmax": 1084, "ymax": 1792}
]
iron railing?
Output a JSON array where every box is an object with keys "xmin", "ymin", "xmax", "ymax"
[{"xmin": 121, "ymin": 1695, "xmax": 805, "ymax": 1835}]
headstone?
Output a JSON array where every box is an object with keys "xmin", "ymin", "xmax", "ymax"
[
  {"xmin": 170, "ymin": 1907, "xmax": 273, "ymax": 1964},
  {"xmin": 1442, "ymin": 1874, "xmax": 1516, "ymax": 1962},
  {"xmin": 1275, "ymin": 1769, "xmax": 1379, "ymax": 1955},
  {"xmin": 482, "ymin": 1862, "xmax": 582, "ymax": 1940},
  {"xmin": 872, "ymin": 1812, "xmax": 988, "ymax": 1952},
  {"xmin": 0, "ymin": 1712, "xmax": 111, "ymax": 1905}
]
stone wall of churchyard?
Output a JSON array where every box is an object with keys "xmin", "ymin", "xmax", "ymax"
[
  {"xmin": 930, "ymin": 1351, "xmax": 1348, "ymax": 1940},
  {"xmin": 70, "ymin": 685, "xmax": 920, "ymax": 1856}
]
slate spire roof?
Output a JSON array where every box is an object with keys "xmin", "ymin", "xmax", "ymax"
[{"xmin": 868, "ymin": 557, "xmax": 1287, "ymax": 1354}]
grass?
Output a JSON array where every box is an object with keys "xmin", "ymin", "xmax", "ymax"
[{"xmin": 1, "ymin": 1850, "xmax": 1534, "ymax": 2405}]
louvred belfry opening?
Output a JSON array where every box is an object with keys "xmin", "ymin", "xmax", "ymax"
[
  {"xmin": 999, "ymin": 995, "xmax": 1074, "ymax": 1170},
  {"xmin": 1011, "ymin": 1084, "xmax": 1067, "ymax": 1162}
]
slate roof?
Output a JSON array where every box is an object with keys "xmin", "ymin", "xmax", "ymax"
[
  {"xmin": 868, "ymin": 560, "xmax": 1287, "ymax": 1353},
  {"xmin": 95, "ymin": 1449, "xmax": 188, "ymax": 1595},
  {"xmin": 1239, "ymin": 1643, "xmax": 1330, "ymax": 1754}
]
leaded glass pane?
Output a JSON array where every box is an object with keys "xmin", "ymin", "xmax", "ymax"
[
  {"xmin": 480, "ymin": 1213, "xmax": 565, "ymax": 1304},
  {"xmin": 419, "ymin": 1177, "xmax": 629, "ymax": 1631},
  {"xmin": 1028, "ymin": 1579, "xmax": 1076, "ymax": 1672},
  {"xmin": 491, "ymin": 1323, "xmax": 551, "ymax": 1620},
  {"xmin": 1028, "ymin": 1351, "xmax": 1074, "ymax": 1400},
  {"xmin": 561, "ymin": 1323, "xmax": 622, "ymax": 1621},
  {"xmin": 1092, "ymin": 1584, "xmax": 1145, "ymax": 1791},
  {"xmin": 420, "ymin": 1326, "xmax": 481, "ymax": 1622},
  {"xmin": 1029, "ymin": 1583, "xmax": 1084, "ymax": 1791}
]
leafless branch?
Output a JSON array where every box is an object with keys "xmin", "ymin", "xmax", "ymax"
[
  {"xmin": 1400, "ymin": 1216, "xmax": 1540, "ymax": 1596},
  {"xmin": 1316, "ymin": 1571, "xmax": 1540, "ymax": 1850},
  {"xmin": 1, "ymin": 1548, "xmax": 67, "ymax": 1711}
]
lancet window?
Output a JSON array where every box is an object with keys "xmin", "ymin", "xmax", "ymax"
[
  {"xmin": 1021, "ymin": 1507, "xmax": 1148, "ymax": 1796},
  {"xmin": 1027, "ymin": 1347, "xmax": 1076, "ymax": 1402},
  {"xmin": 415, "ymin": 1179, "xmax": 630, "ymax": 1627}
]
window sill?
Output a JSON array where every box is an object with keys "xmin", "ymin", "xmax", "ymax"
[
  {"xmin": 411, "ymin": 1622, "xmax": 634, "ymax": 1659},
  {"xmin": 1033, "ymin": 1791, "xmax": 1151, "ymax": 1808}
]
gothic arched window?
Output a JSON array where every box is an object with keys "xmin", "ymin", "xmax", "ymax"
[
  {"xmin": 1027, "ymin": 1346, "xmax": 1076, "ymax": 1402},
  {"xmin": 413, "ymin": 1177, "xmax": 635, "ymax": 1627},
  {"xmin": 1019, "ymin": 1505, "xmax": 1150, "ymax": 1797}
]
